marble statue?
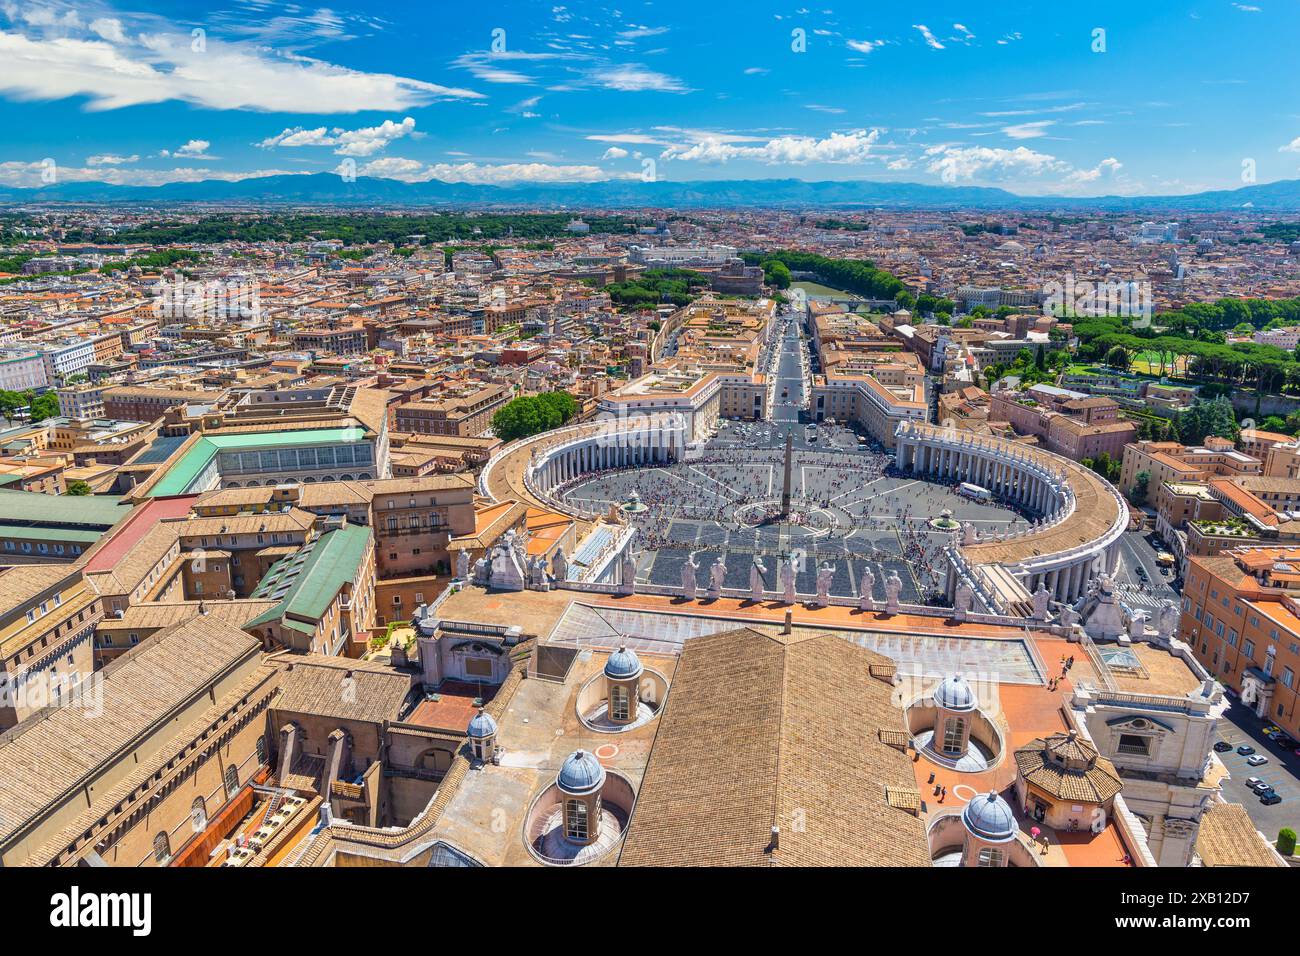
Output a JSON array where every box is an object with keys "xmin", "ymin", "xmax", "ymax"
[
  {"xmin": 1157, "ymin": 600, "xmax": 1179, "ymax": 641},
  {"xmin": 707, "ymin": 555, "xmax": 727, "ymax": 599},
  {"xmin": 455, "ymin": 549, "xmax": 470, "ymax": 581},
  {"xmin": 1032, "ymin": 583, "xmax": 1052, "ymax": 621},
  {"xmin": 884, "ymin": 571, "xmax": 903, "ymax": 613},
  {"xmin": 681, "ymin": 554, "xmax": 700, "ymax": 600},
  {"xmin": 815, "ymin": 563, "xmax": 834, "ymax": 607},
  {"xmin": 962, "ymin": 522, "xmax": 978, "ymax": 546},
  {"xmin": 954, "ymin": 582, "xmax": 973, "ymax": 618},
  {"xmin": 472, "ymin": 557, "xmax": 490, "ymax": 586},
  {"xmin": 859, "ymin": 566, "xmax": 876, "ymax": 612},
  {"xmin": 1058, "ymin": 603, "xmax": 1080, "ymax": 630},
  {"xmin": 551, "ymin": 548, "xmax": 568, "ymax": 584},
  {"xmin": 1128, "ymin": 610, "xmax": 1148, "ymax": 639},
  {"xmin": 781, "ymin": 556, "xmax": 798, "ymax": 605},
  {"xmin": 620, "ymin": 551, "xmax": 637, "ymax": 595},
  {"xmin": 749, "ymin": 557, "xmax": 767, "ymax": 602}
]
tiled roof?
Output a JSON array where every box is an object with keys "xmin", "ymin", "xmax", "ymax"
[
  {"xmin": 1195, "ymin": 802, "xmax": 1286, "ymax": 867},
  {"xmin": 272, "ymin": 655, "xmax": 412, "ymax": 725},
  {"xmin": 1014, "ymin": 733, "xmax": 1123, "ymax": 804},
  {"xmin": 0, "ymin": 614, "xmax": 260, "ymax": 844},
  {"xmin": 618, "ymin": 627, "xmax": 930, "ymax": 867}
]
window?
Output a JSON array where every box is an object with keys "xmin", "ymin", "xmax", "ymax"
[
  {"xmin": 224, "ymin": 765, "xmax": 239, "ymax": 795},
  {"xmin": 1244, "ymin": 640, "xmax": 1256, "ymax": 658},
  {"xmin": 611, "ymin": 684, "xmax": 631, "ymax": 721},
  {"xmin": 190, "ymin": 797, "xmax": 207, "ymax": 832},
  {"xmin": 153, "ymin": 831, "xmax": 171, "ymax": 864},
  {"xmin": 564, "ymin": 799, "xmax": 588, "ymax": 842},
  {"xmin": 941, "ymin": 716, "xmax": 966, "ymax": 755},
  {"xmin": 1282, "ymin": 667, "xmax": 1294, "ymax": 689},
  {"xmin": 976, "ymin": 847, "xmax": 1004, "ymax": 867},
  {"xmin": 1227, "ymin": 629, "xmax": 1238, "ymax": 647},
  {"xmin": 1117, "ymin": 734, "xmax": 1151, "ymax": 757}
]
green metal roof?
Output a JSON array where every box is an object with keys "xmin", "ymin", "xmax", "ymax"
[
  {"xmin": 147, "ymin": 427, "xmax": 369, "ymax": 498},
  {"xmin": 0, "ymin": 488, "xmax": 127, "ymax": 529},
  {"xmin": 0, "ymin": 524, "xmax": 103, "ymax": 543},
  {"xmin": 247, "ymin": 523, "xmax": 372, "ymax": 631}
]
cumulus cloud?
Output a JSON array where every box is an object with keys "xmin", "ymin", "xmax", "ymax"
[
  {"xmin": 924, "ymin": 144, "xmax": 1066, "ymax": 181},
  {"xmin": 86, "ymin": 153, "xmax": 139, "ymax": 166},
  {"xmin": 259, "ymin": 117, "xmax": 417, "ymax": 156},
  {"xmin": 340, "ymin": 157, "xmax": 637, "ymax": 185},
  {"xmin": 1279, "ymin": 136, "xmax": 1300, "ymax": 153},
  {"xmin": 661, "ymin": 129, "xmax": 881, "ymax": 165},
  {"xmin": 0, "ymin": 160, "xmax": 299, "ymax": 188},
  {"xmin": 601, "ymin": 146, "xmax": 629, "ymax": 159},
  {"xmin": 1066, "ymin": 157, "xmax": 1123, "ymax": 183},
  {"xmin": 0, "ymin": 25, "xmax": 483, "ymax": 112}
]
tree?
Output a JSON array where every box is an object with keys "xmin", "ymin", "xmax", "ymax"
[
  {"xmin": 1177, "ymin": 396, "xmax": 1239, "ymax": 445},
  {"xmin": 28, "ymin": 392, "xmax": 58, "ymax": 420},
  {"xmin": 1278, "ymin": 827, "xmax": 1296, "ymax": 857},
  {"xmin": 491, "ymin": 391, "xmax": 578, "ymax": 442},
  {"xmin": 66, "ymin": 480, "xmax": 91, "ymax": 496},
  {"xmin": 1129, "ymin": 472, "xmax": 1151, "ymax": 507},
  {"xmin": 1105, "ymin": 345, "xmax": 1132, "ymax": 371}
]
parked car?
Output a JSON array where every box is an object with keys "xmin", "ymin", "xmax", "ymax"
[
  {"xmin": 1238, "ymin": 745, "xmax": 1257, "ymax": 756},
  {"xmin": 1246, "ymin": 776, "xmax": 1268, "ymax": 791},
  {"xmin": 1214, "ymin": 741, "xmax": 1234, "ymax": 753},
  {"xmin": 1246, "ymin": 754, "xmax": 1270, "ymax": 766},
  {"xmin": 1272, "ymin": 736, "xmax": 1297, "ymax": 750},
  {"xmin": 1260, "ymin": 791, "xmax": 1283, "ymax": 806}
]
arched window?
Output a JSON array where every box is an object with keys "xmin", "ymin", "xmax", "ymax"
[
  {"xmin": 190, "ymin": 797, "xmax": 207, "ymax": 832},
  {"xmin": 611, "ymin": 684, "xmax": 631, "ymax": 721},
  {"xmin": 153, "ymin": 831, "xmax": 171, "ymax": 865},
  {"xmin": 255, "ymin": 736, "xmax": 267, "ymax": 764},
  {"xmin": 224, "ymin": 765, "xmax": 239, "ymax": 795},
  {"xmin": 976, "ymin": 846, "xmax": 1004, "ymax": 867},
  {"xmin": 941, "ymin": 716, "xmax": 966, "ymax": 755},
  {"xmin": 564, "ymin": 799, "xmax": 588, "ymax": 842}
]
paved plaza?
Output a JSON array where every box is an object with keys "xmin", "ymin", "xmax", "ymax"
[{"xmin": 557, "ymin": 418, "xmax": 1033, "ymax": 605}]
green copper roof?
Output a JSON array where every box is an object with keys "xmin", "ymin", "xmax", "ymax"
[
  {"xmin": 147, "ymin": 427, "xmax": 369, "ymax": 498},
  {"xmin": 247, "ymin": 523, "xmax": 372, "ymax": 631},
  {"xmin": 0, "ymin": 488, "xmax": 126, "ymax": 529}
]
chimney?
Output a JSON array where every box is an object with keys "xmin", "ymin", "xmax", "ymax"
[{"xmin": 783, "ymin": 609, "xmax": 792, "ymax": 635}]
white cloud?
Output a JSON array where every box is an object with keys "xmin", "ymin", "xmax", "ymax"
[
  {"xmin": 743, "ymin": 66, "xmax": 769, "ymax": 74},
  {"xmin": 846, "ymin": 39, "xmax": 883, "ymax": 54},
  {"xmin": 617, "ymin": 25, "xmax": 669, "ymax": 39},
  {"xmin": 343, "ymin": 158, "xmax": 635, "ymax": 185},
  {"xmin": 259, "ymin": 117, "xmax": 417, "ymax": 156},
  {"xmin": 159, "ymin": 139, "xmax": 215, "ymax": 159},
  {"xmin": 0, "ymin": 26, "xmax": 483, "ymax": 113},
  {"xmin": 924, "ymin": 144, "xmax": 1066, "ymax": 181},
  {"xmin": 589, "ymin": 64, "xmax": 687, "ymax": 92},
  {"xmin": 662, "ymin": 129, "xmax": 881, "ymax": 165},
  {"xmin": 1279, "ymin": 136, "xmax": 1300, "ymax": 153},
  {"xmin": 912, "ymin": 25, "xmax": 945, "ymax": 50},
  {"xmin": 86, "ymin": 153, "xmax": 139, "ymax": 166},
  {"xmin": 1065, "ymin": 157, "xmax": 1123, "ymax": 183},
  {"xmin": 1002, "ymin": 120, "xmax": 1055, "ymax": 139},
  {"xmin": 0, "ymin": 160, "xmax": 300, "ymax": 188},
  {"xmin": 601, "ymin": 146, "xmax": 629, "ymax": 159},
  {"xmin": 1232, "ymin": 4, "xmax": 1262, "ymax": 11},
  {"xmin": 88, "ymin": 18, "xmax": 127, "ymax": 44}
]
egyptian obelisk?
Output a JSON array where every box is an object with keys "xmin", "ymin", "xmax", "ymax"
[{"xmin": 780, "ymin": 429, "xmax": 793, "ymax": 518}]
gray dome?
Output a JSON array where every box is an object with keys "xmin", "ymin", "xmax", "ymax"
[
  {"xmin": 604, "ymin": 644, "xmax": 643, "ymax": 680},
  {"xmin": 557, "ymin": 749, "xmax": 606, "ymax": 794},
  {"xmin": 466, "ymin": 708, "xmax": 497, "ymax": 739},
  {"xmin": 934, "ymin": 674, "xmax": 977, "ymax": 712},
  {"xmin": 962, "ymin": 791, "xmax": 1016, "ymax": 842}
]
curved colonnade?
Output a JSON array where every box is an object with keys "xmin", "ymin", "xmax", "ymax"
[
  {"xmin": 894, "ymin": 421, "xmax": 1126, "ymax": 609},
  {"xmin": 478, "ymin": 416, "xmax": 1124, "ymax": 615}
]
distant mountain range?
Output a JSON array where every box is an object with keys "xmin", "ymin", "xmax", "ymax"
[{"xmin": 4, "ymin": 172, "xmax": 1300, "ymax": 212}]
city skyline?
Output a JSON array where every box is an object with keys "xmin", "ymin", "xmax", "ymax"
[{"xmin": 2, "ymin": 0, "xmax": 1299, "ymax": 196}]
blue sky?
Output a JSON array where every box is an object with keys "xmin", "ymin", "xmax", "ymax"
[{"xmin": 1, "ymin": 0, "xmax": 1298, "ymax": 195}]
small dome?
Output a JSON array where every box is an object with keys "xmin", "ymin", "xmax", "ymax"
[
  {"xmin": 557, "ymin": 749, "xmax": 606, "ymax": 794},
  {"xmin": 466, "ymin": 708, "xmax": 497, "ymax": 740},
  {"xmin": 934, "ymin": 675, "xmax": 977, "ymax": 712},
  {"xmin": 604, "ymin": 644, "xmax": 643, "ymax": 680},
  {"xmin": 963, "ymin": 791, "xmax": 1016, "ymax": 842}
]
